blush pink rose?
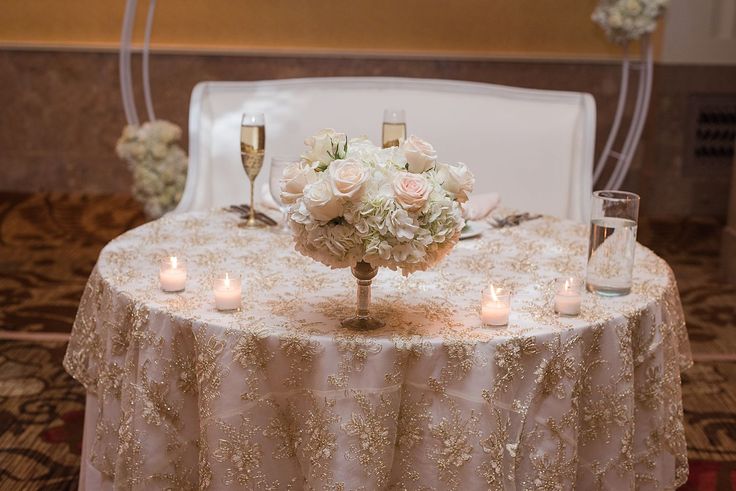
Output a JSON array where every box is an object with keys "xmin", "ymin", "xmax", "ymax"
[
  {"xmin": 329, "ymin": 159, "xmax": 369, "ymax": 202},
  {"xmin": 393, "ymin": 172, "xmax": 431, "ymax": 212}
]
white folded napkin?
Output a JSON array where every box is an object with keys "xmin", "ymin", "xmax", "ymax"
[
  {"xmin": 462, "ymin": 192, "xmax": 500, "ymax": 221},
  {"xmin": 260, "ymin": 183, "xmax": 281, "ymax": 212}
]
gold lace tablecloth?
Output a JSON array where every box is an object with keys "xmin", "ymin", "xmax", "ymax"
[{"xmin": 64, "ymin": 210, "xmax": 692, "ymax": 490}]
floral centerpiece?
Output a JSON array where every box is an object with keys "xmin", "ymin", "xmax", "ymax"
[
  {"xmin": 116, "ymin": 120, "xmax": 188, "ymax": 219},
  {"xmin": 280, "ymin": 129, "xmax": 474, "ymax": 329},
  {"xmin": 592, "ymin": 0, "xmax": 669, "ymax": 44}
]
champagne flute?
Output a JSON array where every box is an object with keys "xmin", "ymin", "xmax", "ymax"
[
  {"xmin": 269, "ymin": 157, "xmax": 298, "ymax": 232},
  {"xmin": 382, "ymin": 108, "xmax": 406, "ymax": 148},
  {"xmin": 240, "ymin": 113, "xmax": 266, "ymax": 228}
]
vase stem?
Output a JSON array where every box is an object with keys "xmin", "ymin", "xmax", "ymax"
[
  {"xmin": 341, "ymin": 261, "xmax": 384, "ymax": 331},
  {"xmin": 356, "ymin": 277, "xmax": 372, "ymax": 317}
]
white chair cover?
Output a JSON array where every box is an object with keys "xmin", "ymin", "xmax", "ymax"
[{"xmin": 176, "ymin": 77, "xmax": 595, "ymax": 221}]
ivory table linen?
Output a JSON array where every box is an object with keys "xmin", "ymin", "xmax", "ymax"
[{"xmin": 65, "ymin": 210, "xmax": 691, "ymax": 490}]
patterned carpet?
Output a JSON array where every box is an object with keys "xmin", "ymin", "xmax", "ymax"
[
  {"xmin": 0, "ymin": 192, "xmax": 734, "ymax": 490},
  {"xmin": 638, "ymin": 219, "xmax": 736, "ymax": 471},
  {"xmin": 0, "ymin": 193, "xmax": 145, "ymax": 491}
]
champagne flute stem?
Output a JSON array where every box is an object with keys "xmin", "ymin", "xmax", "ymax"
[{"xmin": 248, "ymin": 178, "xmax": 256, "ymax": 224}]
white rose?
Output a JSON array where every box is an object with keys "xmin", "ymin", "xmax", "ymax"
[
  {"xmin": 151, "ymin": 142, "xmax": 168, "ymax": 159},
  {"xmin": 393, "ymin": 172, "xmax": 430, "ymax": 212},
  {"xmin": 280, "ymin": 161, "xmax": 317, "ymax": 204},
  {"xmin": 624, "ymin": 0, "xmax": 642, "ymax": 15},
  {"xmin": 439, "ymin": 162, "xmax": 475, "ymax": 203},
  {"xmin": 149, "ymin": 120, "xmax": 181, "ymax": 143},
  {"xmin": 302, "ymin": 128, "xmax": 347, "ymax": 164},
  {"xmin": 329, "ymin": 159, "xmax": 369, "ymax": 202},
  {"xmin": 402, "ymin": 135, "xmax": 437, "ymax": 173},
  {"xmin": 303, "ymin": 179, "xmax": 343, "ymax": 221},
  {"xmin": 608, "ymin": 11, "xmax": 623, "ymax": 28}
]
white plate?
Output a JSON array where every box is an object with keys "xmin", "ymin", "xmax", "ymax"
[{"xmin": 459, "ymin": 221, "xmax": 489, "ymax": 240}]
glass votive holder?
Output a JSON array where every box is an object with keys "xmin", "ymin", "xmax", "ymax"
[
  {"xmin": 160, "ymin": 256, "xmax": 186, "ymax": 292},
  {"xmin": 214, "ymin": 273, "xmax": 242, "ymax": 311},
  {"xmin": 481, "ymin": 285, "xmax": 512, "ymax": 327},
  {"xmin": 554, "ymin": 277, "xmax": 583, "ymax": 316}
]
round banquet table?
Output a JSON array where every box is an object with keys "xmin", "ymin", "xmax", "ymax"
[{"xmin": 64, "ymin": 210, "xmax": 692, "ymax": 490}]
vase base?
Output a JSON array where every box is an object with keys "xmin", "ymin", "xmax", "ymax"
[{"xmin": 341, "ymin": 315, "xmax": 384, "ymax": 331}]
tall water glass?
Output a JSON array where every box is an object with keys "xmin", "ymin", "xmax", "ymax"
[
  {"xmin": 586, "ymin": 190, "xmax": 640, "ymax": 296},
  {"xmin": 269, "ymin": 157, "xmax": 298, "ymax": 231}
]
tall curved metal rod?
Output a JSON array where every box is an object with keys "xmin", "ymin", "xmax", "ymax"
[
  {"xmin": 606, "ymin": 55, "xmax": 647, "ymax": 189},
  {"xmin": 614, "ymin": 36, "xmax": 654, "ymax": 189},
  {"xmin": 142, "ymin": 0, "xmax": 157, "ymax": 122},
  {"xmin": 605, "ymin": 34, "xmax": 654, "ymax": 190},
  {"xmin": 119, "ymin": 0, "xmax": 139, "ymax": 126},
  {"xmin": 593, "ymin": 45, "xmax": 630, "ymax": 184}
]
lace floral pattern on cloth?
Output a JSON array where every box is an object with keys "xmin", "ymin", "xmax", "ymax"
[{"xmin": 63, "ymin": 210, "xmax": 692, "ymax": 490}]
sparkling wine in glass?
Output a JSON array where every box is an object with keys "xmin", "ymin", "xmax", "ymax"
[
  {"xmin": 382, "ymin": 108, "xmax": 406, "ymax": 149},
  {"xmin": 240, "ymin": 113, "xmax": 266, "ymax": 228},
  {"xmin": 269, "ymin": 157, "xmax": 298, "ymax": 232}
]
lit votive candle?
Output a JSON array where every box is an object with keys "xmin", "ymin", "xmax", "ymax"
[
  {"xmin": 214, "ymin": 273, "xmax": 242, "ymax": 311},
  {"xmin": 481, "ymin": 285, "xmax": 511, "ymax": 326},
  {"xmin": 554, "ymin": 277, "xmax": 583, "ymax": 316},
  {"xmin": 160, "ymin": 256, "xmax": 186, "ymax": 292}
]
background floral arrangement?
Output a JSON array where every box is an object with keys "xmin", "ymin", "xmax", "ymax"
[
  {"xmin": 116, "ymin": 120, "xmax": 187, "ymax": 219},
  {"xmin": 592, "ymin": 0, "xmax": 669, "ymax": 44},
  {"xmin": 281, "ymin": 129, "xmax": 474, "ymax": 275}
]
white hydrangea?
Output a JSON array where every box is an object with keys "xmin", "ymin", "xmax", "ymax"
[
  {"xmin": 116, "ymin": 120, "xmax": 187, "ymax": 219},
  {"xmin": 284, "ymin": 131, "xmax": 473, "ymax": 275},
  {"xmin": 592, "ymin": 0, "xmax": 669, "ymax": 44}
]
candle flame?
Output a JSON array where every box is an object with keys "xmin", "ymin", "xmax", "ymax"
[
  {"xmin": 490, "ymin": 285, "xmax": 501, "ymax": 302},
  {"xmin": 224, "ymin": 273, "xmax": 230, "ymax": 289},
  {"xmin": 170, "ymin": 256, "xmax": 178, "ymax": 269},
  {"xmin": 564, "ymin": 279, "xmax": 570, "ymax": 292}
]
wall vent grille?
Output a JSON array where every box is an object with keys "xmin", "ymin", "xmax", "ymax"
[{"xmin": 685, "ymin": 94, "xmax": 736, "ymax": 176}]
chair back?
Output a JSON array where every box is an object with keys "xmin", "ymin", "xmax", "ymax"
[{"xmin": 177, "ymin": 77, "xmax": 595, "ymax": 221}]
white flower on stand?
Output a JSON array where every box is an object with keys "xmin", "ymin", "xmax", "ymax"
[
  {"xmin": 283, "ymin": 130, "xmax": 474, "ymax": 275},
  {"xmin": 116, "ymin": 120, "xmax": 187, "ymax": 219},
  {"xmin": 592, "ymin": 0, "xmax": 669, "ymax": 44}
]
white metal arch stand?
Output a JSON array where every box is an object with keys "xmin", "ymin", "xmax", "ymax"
[
  {"xmin": 594, "ymin": 35, "xmax": 654, "ymax": 190},
  {"xmin": 119, "ymin": 0, "xmax": 158, "ymax": 126},
  {"xmin": 118, "ymin": 2, "xmax": 653, "ymax": 191}
]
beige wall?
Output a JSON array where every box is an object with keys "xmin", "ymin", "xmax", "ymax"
[
  {"xmin": 0, "ymin": 0, "xmax": 655, "ymax": 59},
  {"xmin": 662, "ymin": 0, "xmax": 736, "ymax": 64}
]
